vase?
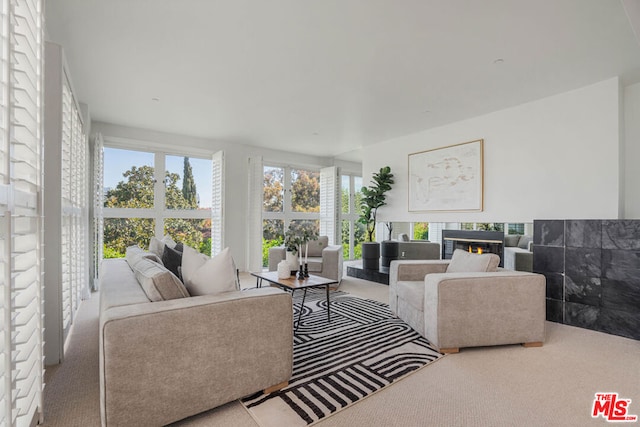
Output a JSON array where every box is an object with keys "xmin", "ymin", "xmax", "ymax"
[
  {"xmin": 285, "ymin": 251, "xmax": 298, "ymax": 274},
  {"xmin": 277, "ymin": 260, "xmax": 290, "ymax": 279}
]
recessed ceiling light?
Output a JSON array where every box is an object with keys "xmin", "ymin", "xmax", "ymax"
[{"xmin": 493, "ymin": 58, "xmax": 504, "ymax": 64}]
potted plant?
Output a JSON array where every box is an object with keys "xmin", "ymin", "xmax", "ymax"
[
  {"xmin": 284, "ymin": 222, "xmax": 319, "ymax": 277},
  {"xmin": 358, "ymin": 166, "xmax": 394, "ymax": 270}
]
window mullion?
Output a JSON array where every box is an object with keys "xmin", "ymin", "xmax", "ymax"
[
  {"xmin": 284, "ymin": 166, "xmax": 292, "ymax": 222},
  {"xmin": 154, "ymin": 153, "xmax": 165, "ymax": 237}
]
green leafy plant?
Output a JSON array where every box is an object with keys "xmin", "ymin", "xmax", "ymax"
[
  {"xmin": 358, "ymin": 166, "xmax": 394, "ymax": 242},
  {"xmin": 284, "ymin": 221, "xmax": 318, "ymax": 253}
]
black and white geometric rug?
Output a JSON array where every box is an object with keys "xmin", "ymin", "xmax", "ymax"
[{"xmin": 241, "ymin": 289, "xmax": 443, "ymax": 426}]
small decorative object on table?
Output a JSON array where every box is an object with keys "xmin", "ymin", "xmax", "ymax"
[
  {"xmin": 277, "ymin": 260, "xmax": 290, "ymax": 279},
  {"xmin": 297, "ymin": 264, "xmax": 305, "ymax": 280},
  {"xmin": 304, "ymin": 263, "xmax": 309, "ymax": 278}
]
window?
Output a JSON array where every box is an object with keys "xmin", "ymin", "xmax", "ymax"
[
  {"xmin": 165, "ymin": 155, "xmax": 212, "ymax": 210},
  {"xmin": 101, "ymin": 147, "xmax": 220, "ymax": 257},
  {"xmin": 412, "ymin": 222, "xmax": 429, "ymax": 240},
  {"xmin": 461, "ymin": 223, "xmax": 504, "ymax": 232},
  {"xmin": 103, "ymin": 148, "xmax": 155, "ymax": 209},
  {"xmin": 507, "ymin": 223, "xmax": 525, "ymax": 235},
  {"xmin": 340, "ymin": 174, "xmax": 364, "ymax": 260},
  {"xmin": 262, "ymin": 164, "xmax": 320, "ymax": 266}
]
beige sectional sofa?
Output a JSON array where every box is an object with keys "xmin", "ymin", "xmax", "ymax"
[
  {"xmin": 99, "ymin": 257, "xmax": 293, "ymax": 427},
  {"xmin": 389, "ymin": 253, "xmax": 546, "ymax": 353}
]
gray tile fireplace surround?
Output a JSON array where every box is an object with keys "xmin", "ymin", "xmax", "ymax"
[{"xmin": 533, "ymin": 219, "xmax": 640, "ymax": 340}]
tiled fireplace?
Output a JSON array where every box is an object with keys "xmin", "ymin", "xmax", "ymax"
[{"xmin": 533, "ymin": 219, "xmax": 640, "ymax": 340}]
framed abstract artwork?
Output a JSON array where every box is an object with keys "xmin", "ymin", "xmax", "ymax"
[{"xmin": 408, "ymin": 139, "xmax": 484, "ymax": 212}]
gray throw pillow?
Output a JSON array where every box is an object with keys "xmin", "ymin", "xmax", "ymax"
[
  {"xmin": 130, "ymin": 257, "xmax": 190, "ymax": 301},
  {"xmin": 149, "ymin": 235, "xmax": 177, "ymax": 259},
  {"xmin": 446, "ymin": 249, "xmax": 500, "ymax": 273},
  {"xmin": 504, "ymin": 235, "xmax": 520, "ymax": 247},
  {"xmin": 125, "ymin": 245, "xmax": 163, "ymax": 266},
  {"xmin": 518, "ymin": 235, "xmax": 533, "ymax": 250}
]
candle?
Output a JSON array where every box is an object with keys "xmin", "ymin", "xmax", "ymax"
[{"xmin": 305, "ymin": 242, "xmax": 308, "ymax": 264}]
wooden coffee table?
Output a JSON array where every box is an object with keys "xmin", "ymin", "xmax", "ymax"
[{"xmin": 251, "ymin": 271, "xmax": 338, "ymax": 331}]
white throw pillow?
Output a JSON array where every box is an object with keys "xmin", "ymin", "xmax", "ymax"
[
  {"xmin": 181, "ymin": 246, "xmax": 237, "ymax": 295},
  {"xmin": 446, "ymin": 249, "xmax": 500, "ymax": 273}
]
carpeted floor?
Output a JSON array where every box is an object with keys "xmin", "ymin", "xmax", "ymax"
[{"xmin": 42, "ymin": 273, "xmax": 640, "ymax": 427}]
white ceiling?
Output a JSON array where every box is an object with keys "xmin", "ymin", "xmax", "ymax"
[{"xmin": 46, "ymin": 0, "xmax": 640, "ymax": 162}]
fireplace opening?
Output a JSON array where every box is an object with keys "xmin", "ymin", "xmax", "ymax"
[{"xmin": 442, "ymin": 230, "xmax": 504, "ymax": 267}]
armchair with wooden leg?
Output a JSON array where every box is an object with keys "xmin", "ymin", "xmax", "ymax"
[{"xmin": 389, "ymin": 250, "xmax": 546, "ymax": 353}]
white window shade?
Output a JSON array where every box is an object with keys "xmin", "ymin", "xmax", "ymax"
[
  {"xmin": 211, "ymin": 151, "xmax": 224, "ymax": 257},
  {"xmin": 43, "ymin": 41, "xmax": 89, "ymax": 366},
  {"xmin": 3, "ymin": 0, "xmax": 45, "ymax": 425},
  {"xmin": 93, "ymin": 134, "xmax": 104, "ymax": 290},
  {"xmin": 319, "ymin": 166, "xmax": 339, "ymax": 245},
  {"xmin": 247, "ymin": 156, "xmax": 263, "ymax": 272},
  {"xmin": 0, "ymin": 0, "xmax": 9, "ymax": 422}
]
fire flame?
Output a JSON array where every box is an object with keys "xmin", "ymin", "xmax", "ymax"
[{"xmin": 468, "ymin": 245, "xmax": 483, "ymax": 254}]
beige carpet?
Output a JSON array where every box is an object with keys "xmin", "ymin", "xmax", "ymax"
[{"xmin": 42, "ymin": 273, "xmax": 640, "ymax": 427}]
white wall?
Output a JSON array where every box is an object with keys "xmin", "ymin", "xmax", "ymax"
[
  {"xmin": 363, "ymin": 78, "xmax": 622, "ymax": 223},
  {"xmin": 624, "ymin": 82, "xmax": 640, "ymax": 218},
  {"xmin": 90, "ymin": 122, "xmax": 361, "ymax": 270}
]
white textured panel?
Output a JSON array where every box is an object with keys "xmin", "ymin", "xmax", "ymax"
[{"xmin": 246, "ymin": 156, "xmax": 263, "ymax": 272}]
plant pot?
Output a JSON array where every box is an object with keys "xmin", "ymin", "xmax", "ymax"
[
  {"xmin": 285, "ymin": 251, "xmax": 299, "ymax": 274},
  {"xmin": 380, "ymin": 240, "xmax": 399, "ymax": 268},
  {"xmin": 361, "ymin": 242, "xmax": 380, "ymax": 271}
]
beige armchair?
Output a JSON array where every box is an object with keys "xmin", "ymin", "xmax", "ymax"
[
  {"xmin": 389, "ymin": 256, "xmax": 546, "ymax": 353},
  {"xmin": 268, "ymin": 236, "xmax": 343, "ymax": 282}
]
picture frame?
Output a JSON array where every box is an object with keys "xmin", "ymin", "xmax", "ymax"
[{"xmin": 408, "ymin": 139, "xmax": 484, "ymax": 212}]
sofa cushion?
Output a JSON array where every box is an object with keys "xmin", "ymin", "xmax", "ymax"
[
  {"xmin": 100, "ymin": 259, "xmax": 151, "ymax": 309},
  {"xmin": 446, "ymin": 249, "xmax": 499, "ymax": 273},
  {"xmin": 162, "ymin": 245, "xmax": 183, "ymax": 279},
  {"xmin": 306, "ymin": 236, "xmax": 328, "ymax": 257},
  {"xmin": 181, "ymin": 246, "xmax": 238, "ymax": 296},
  {"xmin": 306, "ymin": 257, "xmax": 323, "ymax": 273},
  {"xmin": 130, "ymin": 257, "xmax": 190, "ymax": 301},
  {"xmin": 518, "ymin": 235, "xmax": 533, "ymax": 250},
  {"xmin": 125, "ymin": 245, "xmax": 162, "ymax": 265}
]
